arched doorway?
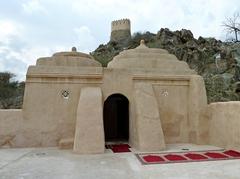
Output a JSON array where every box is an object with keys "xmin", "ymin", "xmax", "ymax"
[{"xmin": 103, "ymin": 94, "xmax": 129, "ymax": 141}]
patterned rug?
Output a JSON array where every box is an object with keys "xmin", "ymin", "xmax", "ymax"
[{"xmin": 136, "ymin": 149, "xmax": 240, "ymax": 165}]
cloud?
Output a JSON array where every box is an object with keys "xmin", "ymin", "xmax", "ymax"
[
  {"xmin": 22, "ymin": 0, "xmax": 47, "ymax": 14},
  {"xmin": 0, "ymin": 20, "xmax": 23, "ymax": 44},
  {"xmin": 73, "ymin": 26, "xmax": 98, "ymax": 52},
  {"xmin": 0, "ymin": 0, "xmax": 240, "ymax": 80},
  {"xmin": 0, "ymin": 19, "xmax": 26, "ymax": 80},
  {"xmin": 0, "ymin": 44, "xmax": 66, "ymax": 81},
  {"xmin": 69, "ymin": 0, "xmax": 239, "ymax": 39},
  {"xmin": 0, "ymin": 46, "xmax": 27, "ymax": 81}
]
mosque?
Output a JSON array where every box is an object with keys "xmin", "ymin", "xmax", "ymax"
[{"xmin": 0, "ymin": 19, "xmax": 239, "ymax": 154}]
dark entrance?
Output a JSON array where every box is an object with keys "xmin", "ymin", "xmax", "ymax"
[{"xmin": 103, "ymin": 94, "xmax": 129, "ymax": 141}]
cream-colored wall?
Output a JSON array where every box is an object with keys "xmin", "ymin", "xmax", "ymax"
[
  {"xmin": 22, "ymin": 83, "xmax": 79, "ymax": 147},
  {"xmin": 134, "ymin": 82, "xmax": 166, "ymax": 151},
  {"xmin": 131, "ymin": 75, "xmax": 208, "ymax": 145},
  {"xmin": 154, "ymin": 83, "xmax": 189, "ymax": 143},
  {"xmin": 21, "ymin": 73, "xmax": 103, "ymax": 147},
  {"xmin": 20, "ymin": 67, "xmax": 134, "ymax": 148},
  {"xmin": 3, "ymin": 76, "xmax": 239, "ymax": 152},
  {"xmin": 0, "ymin": 42, "xmax": 211, "ymax": 150},
  {"xmin": 0, "ymin": 110, "xmax": 22, "ymax": 148},
  {"xmin": 189, "ymin": 75, "xmax": 208, "ymax": 144},
  {"xmin": 5, "ymin": 39, "xmax": 240, "ymax": 153},
  {"xmin": 207, "ymin": 102, "xmax": 240, "ymax": 150},
  {"xmin": 73, "ymin": 87, "xmax": 104, "ymax": 154},
  {"xmin": 0, "ymin": 70, "xmax": 208, "ymax": 149},
  {"xmin": 101, "ymin": 68, "xmax": 137, "ymax": 147}
]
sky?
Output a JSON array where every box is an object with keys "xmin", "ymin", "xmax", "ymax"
[{"xmin": 0, "ymin": 0, "xmax": 239, "ymax": 81}]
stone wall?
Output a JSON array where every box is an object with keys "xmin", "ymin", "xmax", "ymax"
[
  {"xmin": 110, "ymin": 19, "xmax": 131, "ymax": 41},
  {"xmin": 111, "ymin": 19, "xmax": 130, "ymax": 32},
  {"xmin": 110, "ymin": 30, "xmax": 131, "ymax": 42}
]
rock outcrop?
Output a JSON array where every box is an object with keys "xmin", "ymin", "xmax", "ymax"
[{"xmin": 92, "ymin": 28, "xmax": 240, "ymax": 103}]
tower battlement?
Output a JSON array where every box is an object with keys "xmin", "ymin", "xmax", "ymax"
[
  {"xmin": 111, "ymin": 19, "xmax": 131, "ymax": 31},
  {"xmin": 110, "ymin": 19, "xmax": 131, "ymax": 41}
]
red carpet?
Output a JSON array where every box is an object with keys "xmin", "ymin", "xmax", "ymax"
[
  {"xmin": 143, "ymin": 155, "xmax": 165, "ymax": 162},
  {"xmin": 185, "ymin": 153, "xmax": 208, "ymax": 160},
  {"xmin": 224, "ymin": 150, "xmax": 240, "ymax": 157},
  {"xmin": 204, "ymin": 152, "xmax": 228, "ymax": 159},
  {"xmin": 164, "ymin": 154, "xmax": 187, "ymax": 161},
  {"xmin": 106, "ymin": 144, "xmax": 131, "ymax": 153},
  {"xmin": 136, "ymin": 149, "xmax": 240, "ymax": 165}
]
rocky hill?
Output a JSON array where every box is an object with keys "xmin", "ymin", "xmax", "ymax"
[{"xmin": 91, "ymin": 28, "xmax": 240, "ymax": 103}]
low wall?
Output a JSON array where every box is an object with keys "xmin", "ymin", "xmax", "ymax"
[
  {"xmin": 0, "ymin": 110, "xmax": 23, "ymax": 148},
  {"xmin": 208, "ymin": 102, "xmax": 240, "ymax": 150},
  {"xmin": 1, "ymin": 102, "xmax": 240, "ymax": 150}
]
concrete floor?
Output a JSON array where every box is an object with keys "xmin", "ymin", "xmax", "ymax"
[{"xmin": 0, "ymin": 144, "xmax": 240, "ymax": 179}]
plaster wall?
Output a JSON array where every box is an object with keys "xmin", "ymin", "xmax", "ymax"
[
  {"xmin": 0, "ymin": 110, "xmax": 22, "ymax": 147},
  {"xmin": 73, "ymin": 87, "xmax": 104, "ymax": 154},
  {"xmin": 153, "ymin": 82, "xmax": 189, "ymax": 143},
  {"xmin": 101, "ymin": 68, "xmax": 136, "ymax": 147},
  {"xmin": 207, "ymin": 102, "xmax": 240, "ymax": 150},
  {"xmin": 20, "ymin": 67, "xmax": 136, "ymax": 148},
  {"xmin": 20, "ymin": 67, "xmax": 103, "ymax": 147},
  {"xmin": 134, "ymin": 82, "xmax": 166, "ymax": 151},
  {"xmin": 0, "ymin": 43, "xmax": 209, "ymax": 151},
  {"xmin": 0, "ymin": 72, "xmax": 208, "ymax": 150}
]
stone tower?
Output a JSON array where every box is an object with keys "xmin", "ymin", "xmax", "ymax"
[{"xmin": 110, "ymin": 19, "xmax": 131, "ymax": 42}]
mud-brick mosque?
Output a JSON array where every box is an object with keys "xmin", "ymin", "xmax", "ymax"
[{"xmin": 0, "ymin": 19, "xmax": 240, "ymax": 154}]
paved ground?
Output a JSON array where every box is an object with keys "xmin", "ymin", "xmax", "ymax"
[{"xmin": 0, "ymin": 144, "xmax": 240, "ymax": 179}]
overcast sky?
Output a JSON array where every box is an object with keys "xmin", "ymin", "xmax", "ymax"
[{"xmin": 0, "ymin": 0, "xmax": 239, "ymax": 81}]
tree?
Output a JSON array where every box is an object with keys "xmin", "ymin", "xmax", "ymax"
[
  {"xmin": 222, "ymin": 12, "xmax": 240, "ymax": 42},
  {"xmin": 0, "ymin": 72, "xmax": 19, "ymax": 109}
]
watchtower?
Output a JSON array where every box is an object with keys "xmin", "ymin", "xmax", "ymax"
[{"xmin": 110, "ymin": 19, "xmax": 131, "ymax": 42}]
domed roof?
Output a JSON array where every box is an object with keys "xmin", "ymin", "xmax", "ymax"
[
  {"xmin": 107, "ymin": 40, "xmax": 193, "ymax": 73},
  {"xmin": 36, "ymin": 47, "xmax": 101, "ymax": 67}
]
